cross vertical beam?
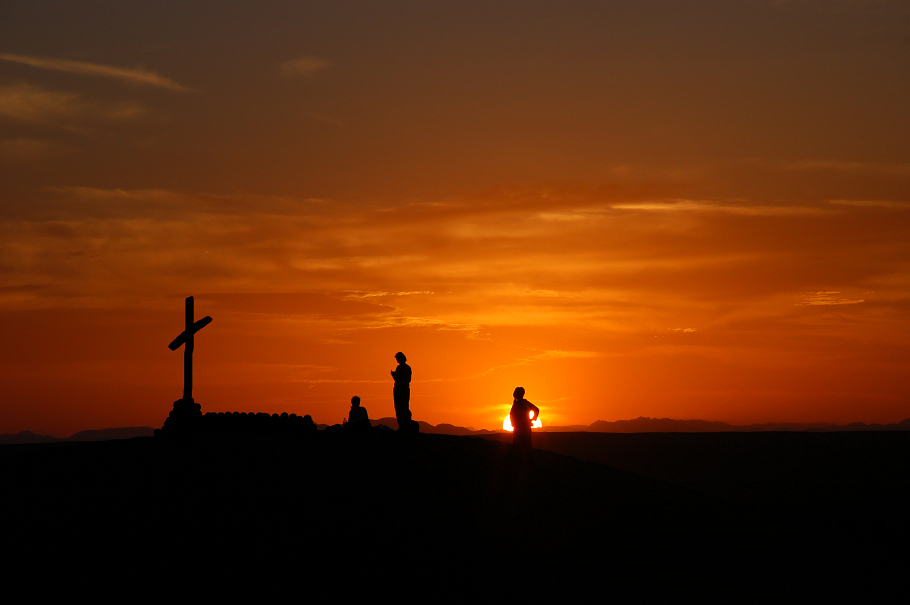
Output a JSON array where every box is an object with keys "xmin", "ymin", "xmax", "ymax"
[{"xmin": 184, "ymin": 295, "xmax": 194, "ymax": 400}]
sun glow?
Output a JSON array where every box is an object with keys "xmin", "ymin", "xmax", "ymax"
[{"xmin": 503, "ymin": 412, "xmax": 543, "ymax": 431}]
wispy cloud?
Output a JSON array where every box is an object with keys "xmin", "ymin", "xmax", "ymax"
[
  {"xmin": 0, "ymin": 84, "xmax": 147, "ymax": 124},
  {"xmin": 537, "ymin": 211, "xmax": 591, "ymax": 222},
  {"xmin": 280, "ymin": 56, "xmax": 330, "ymax": 79},
  {"xmin": 521, "ymin": 289, "xmax": 562, "ymax": 297},
  {"xmin": 0, "ymin": 84, "xmax": 79, "ymax": 121},
  {"xmin": 529, "ymin": 349, "xmax": 601, "ymax": 360},
  {"xmin": 0, "ymin": 53, "xmax": 191, "ymax": 91},
  {"xmin": 796, "ymin": 292, "xmax": 865, "ymax": 306},
  {"xmin": 611, "ymin": 200, "xmax": 823, "ymax": 216},
  {"xmin": 828, "ymin": 199, "xmax": 910, "ymax": 210},
  {"xmin": 343, "ymin": 291, "xmax": 433, "ymax": 298}
]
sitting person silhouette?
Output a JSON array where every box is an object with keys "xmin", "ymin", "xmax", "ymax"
[
  {"xmin": 345, "ymin": 396, "xmax": 371, "ymax": 431},
  {"xmin": 509, "ymin": 387, "xmax": 539, "ymax": 451}
]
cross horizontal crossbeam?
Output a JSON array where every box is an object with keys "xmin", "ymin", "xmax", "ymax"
[{"xmin": 168, "ymin": 316, "xmax": 213, "ymax": 351}]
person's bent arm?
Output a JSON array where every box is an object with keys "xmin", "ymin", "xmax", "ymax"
[{"xmin": 529, "ymin": 402, "xmax": 540, "ymax": 422}]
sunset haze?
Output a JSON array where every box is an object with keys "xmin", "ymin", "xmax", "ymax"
[{"xmin": 2, "ymin": 1, "xmax": 909, "ymax": 436}]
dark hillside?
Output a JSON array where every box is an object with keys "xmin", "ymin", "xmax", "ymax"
[
  {"xmin": 4, "ymin": 431, "xmax": 905, "ymax": 590},
  {"xmin": 481, "ymin": 431, "xmax": 910, "ymax": 556},
  {"xmin": 3, "ymin": 433, "xmax": 722, "ymax": 577}
]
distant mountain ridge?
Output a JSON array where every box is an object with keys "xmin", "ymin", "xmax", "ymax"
[
  {"xmin": 369, "ymin": 417, "xmax": 497, "ymax": 435},
  {"xmin": 0, "ymin": 427, "xmax": 156, "ymax": 445},
  {"xmin": 4, "ymin": 416, "xmax": 910, "ymax": 444},
  {"xmin": 545, "ymin": 416, "xmax": 910, "ymax": 433},
  {"xmin": 312, "ymin": 417, "xmax": 499, "ymax": 434},
  {"xmin": 340, "ymin": 415, "xmax": 910, "ymax": 435}
]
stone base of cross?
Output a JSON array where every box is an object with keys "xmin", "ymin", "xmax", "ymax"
[{"xmin": 155, "ymin": 397, "xmax": 203, "ymax": 439}]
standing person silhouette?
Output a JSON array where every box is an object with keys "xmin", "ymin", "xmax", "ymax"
[
  {"xmin": 510, "ymin": 387, "xmax": 539, "ymax": 452},
  {"xmin": 391, "ymin": 352, "xmax": 415, "ymax": 432}
]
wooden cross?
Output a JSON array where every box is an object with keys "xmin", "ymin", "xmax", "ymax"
[{"xmin": 167, "ymin": 296, "xmax": 212, "ymax": 401}]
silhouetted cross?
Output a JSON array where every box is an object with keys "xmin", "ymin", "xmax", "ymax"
[{"xmin": 168, "ymin": 296, "xmax": 212, "ymax": 401}]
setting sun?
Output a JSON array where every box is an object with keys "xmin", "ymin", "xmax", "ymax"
[{"xmin": 503, "ymin": 413, "xmax": 543, "ymax": 432}]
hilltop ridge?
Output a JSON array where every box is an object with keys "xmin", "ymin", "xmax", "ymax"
[{"xmin": 5, "ymin": 415, "xmax": 910, "ymax": 445}]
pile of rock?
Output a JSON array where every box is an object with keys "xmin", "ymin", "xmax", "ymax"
[
  {"xmin": 155, "ymin": 402, "xmax": 316, "ymax": 440},
  {"xmin": 199, "ymin": 411, "xmax": 316, "ymax": 438},
  {"xmin": 155, "ymin": 397, "xmax": 203, "ymax": 439}
]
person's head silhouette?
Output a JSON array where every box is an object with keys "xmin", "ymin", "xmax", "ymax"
[
  {"xmin": 351, "ymin": 396, "xmax": 361, "ymax": 408},
  {"xmin": 395, "ymin": 352, "xmax": 407, "ymax": 363},
  {"xmin": 513, "ymin": 387, "xmax": 525, "ymax": 400}
]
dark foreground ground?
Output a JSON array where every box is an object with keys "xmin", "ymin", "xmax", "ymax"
[
  {"xmin": 485, "ymin": 431, "xmax": 910, "ymax": 538},
  {"xmin": 4, "ymin": 431, "xmax": 908, "ymax": 594}
]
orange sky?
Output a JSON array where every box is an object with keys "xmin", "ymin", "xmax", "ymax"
[{"xmin": 2, "ymin": 2, "xmax": 909, "ymax": 435}]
